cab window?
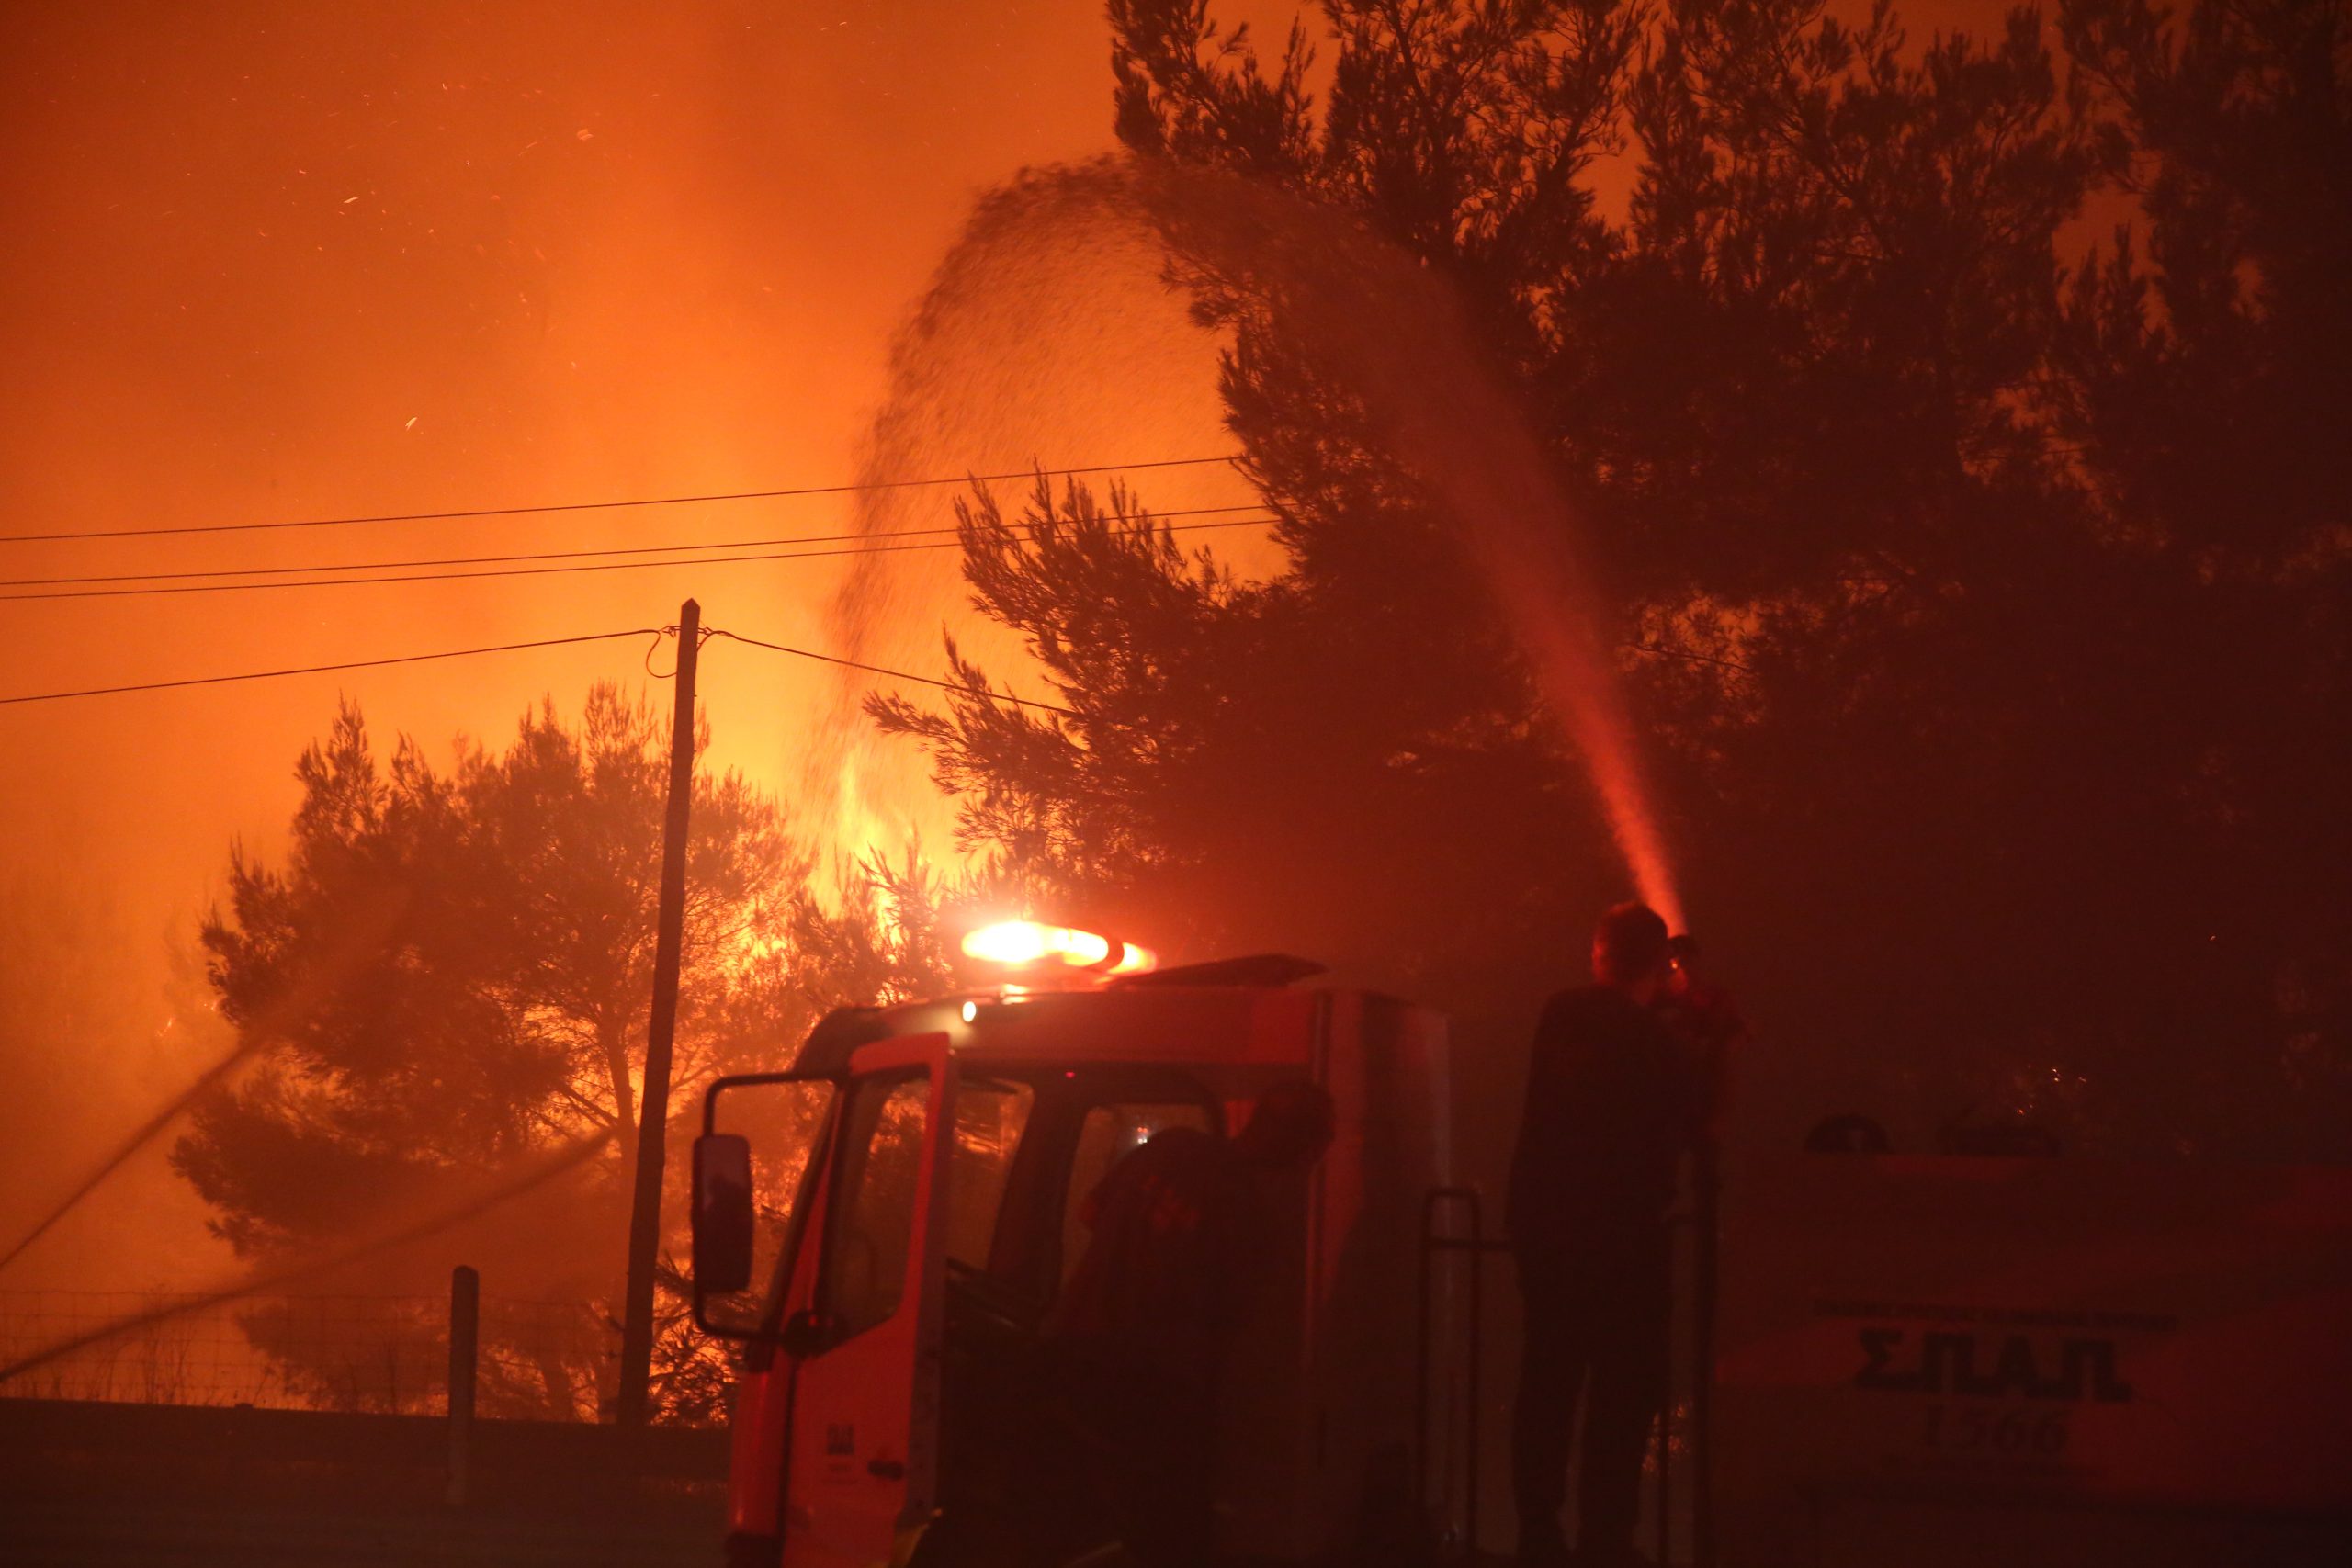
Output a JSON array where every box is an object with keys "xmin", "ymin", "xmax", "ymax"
[
  {"xmin": 817, "ymin": 1071, "xmax": 930, "ymax": 1339},
  {"xmin": 1059, "ymin": 1100, "xmax": 1217, "ymax": 1285},
  {"xmin": 722, "ymin": 1078, "xmax": 835, "ymax": 1332},
  {"xmin": 944, "ymin": 1077, "xmax": 1037, "ymax": 1273}
]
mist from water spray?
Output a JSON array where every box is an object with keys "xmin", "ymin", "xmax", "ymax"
[
  {"xmin": 0, "ymin": 898, "xmax": 628, "ymax": 1380},
  {"xmin": 0, "ymin": 1127, "xmax": 616, "ymax": 1386},
  {"xmin": 825, "ymin": 157, "xmax": 1683, "ymax": 931},
  {"xmin": 813, "ymin": 169, "xmax": 1258, "ymax": 857},
  {"xmin": 0, "ymin": 1036, "xmax": 256, "ymax": 1278}
]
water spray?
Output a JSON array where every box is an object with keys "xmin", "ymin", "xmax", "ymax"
[
  {"xmin": 0, "ymin": 1034, "xmax": 258, "ymax": 1277},
  {"xmin": 821, "ymin": 156, "xmax": 1686, "ymax": 919},
  {"xmin": 0, "ymin": 899, "xmax": 405, "ymax": 1280},
  {"xmin": 0, "ymin": 1126, "xmax": 616, "ymax": 1387}
]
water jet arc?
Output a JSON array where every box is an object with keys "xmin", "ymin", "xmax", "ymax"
[{"xmin": 824, "ymin": 157, "xmax": 1683, "ymax": 928}]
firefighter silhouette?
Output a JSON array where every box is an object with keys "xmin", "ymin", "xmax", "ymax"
[
  {"xmin": 1047, "ymin": 1079, "xmax": 1335, "ymax": 1568},
  {"xmin": 1508, "ymin": 903, "xmax": 1713, "ymax": 1568}
]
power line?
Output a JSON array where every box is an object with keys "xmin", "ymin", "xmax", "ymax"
[
  {"xmin": 3, "ymin": 577, "xmax": 1744, "ymax": 713},
  {"xmin": 0, "ymin": 629, "xmax": 666, "ymax": 707},
  {"xmin": 704, "ymin": 628, "xmax": 1077, "ymax": 716},
  {"xmin": 0, "ymin": 455, "xmax": 1245, "ymax": 546},
  {"xmin": 0, "ymin": 503, "xmax": 1276, "ymax": 590},
  {"xmin": 0, "ymin": 517, "xmax": 1281, "ymax": 604},
  {"xmin": 0, "ymin": 620, "xmax": 1087, "ymax": 715}
]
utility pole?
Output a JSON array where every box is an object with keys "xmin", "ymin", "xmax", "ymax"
[{"xmin": 617, "ymin": 597, "xmax": 699, "ymax": 1427}]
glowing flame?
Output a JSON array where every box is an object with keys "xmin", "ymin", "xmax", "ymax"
[{"xmin": 960, "ymin": 919, "xmax": 1155, "ymax": 976}]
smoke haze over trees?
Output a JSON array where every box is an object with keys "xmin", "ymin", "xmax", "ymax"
[
  {"xmin": 879, "ymin": 0, "xmax": 2351, "ymax": 1161},
  {"xmin": 172, "ymin": 685, "xmax": 945, "ymax": 1418}
]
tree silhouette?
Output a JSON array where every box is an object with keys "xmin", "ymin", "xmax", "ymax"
[
  {"xmin": 879, "ymin": 0, "xmax": 2349, "ymax": 1159},
  {"xmin": 175, "ymin": 684, "xmax": 931, "ymax": 1418}
]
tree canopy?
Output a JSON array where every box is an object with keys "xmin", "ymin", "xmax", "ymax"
[
  {"xmin": 175, "ymin": 684, "xmax": 942, "ymax": 1417},
  {"xmin": 878, "ymin": 0, "xmax": 2350, "ymax": 1160}
]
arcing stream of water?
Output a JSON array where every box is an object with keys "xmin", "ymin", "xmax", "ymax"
[{"xmin": 825, "ymin": 157, "xmax": 1683, "ymax": 930}]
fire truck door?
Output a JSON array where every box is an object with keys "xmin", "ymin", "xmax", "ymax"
[{"xmin": 781, "ymin": 1032, "xmax": 956, "ymax": 1568}]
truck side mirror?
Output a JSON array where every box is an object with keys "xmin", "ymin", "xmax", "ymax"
[{"xmin": 692, "ymin": 1134, "xmax": 756, "ymax": 1295}]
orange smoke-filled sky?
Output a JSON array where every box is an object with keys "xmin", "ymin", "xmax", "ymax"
[
  {"xmin": 0, "ymin": 0, "xmax": 1201, "ymax": 1292},
  {"xmin": 2, "ymin": 1, "xmax": 1162, "ymax": 911},
  {"xmin": 0, "ymin": 1, "xmax": 2016, "ymax": 1292}
]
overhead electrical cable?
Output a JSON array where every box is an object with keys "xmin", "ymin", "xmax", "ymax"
[
  {"xmin": 0, "ymin": 628, "xmax": 667, "ymax": 706},
  {"xmin": 702, "ymin": 627, "xmax": 1077, "ymax": 716},
  {"xmin": 1, "ymin": 623, "xmax": 1078, "ymax": 713},
  {"xmin": 0, "ymin": 503, "xmax": 1278, "ymax": 590},
  {"xmin": 0, "ymin": 517, "xmax": 1281, "ymax": 604},
  {"xmin": 0, "ymin": 454, "xmax": 1246, "ymax": 546}
]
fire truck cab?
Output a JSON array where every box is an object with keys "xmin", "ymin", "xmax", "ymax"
[{"xmin": 689, "ymin": 936, "xmax": 1452, "ymax": 1568}]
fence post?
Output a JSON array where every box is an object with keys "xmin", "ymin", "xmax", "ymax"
[{"xmin": 447, "ymin": 1265, "xmax": 479, "ymax": 1506}]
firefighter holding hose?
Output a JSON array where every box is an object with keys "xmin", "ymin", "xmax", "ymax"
[{"xmin": 1508, "ymin": 902, "xmax": 1718, "ymax": 1568}]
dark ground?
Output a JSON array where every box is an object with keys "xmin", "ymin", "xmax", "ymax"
[{"xmin": 0, "ymin": 1398, "xmax": 724, "ymax": 1567}]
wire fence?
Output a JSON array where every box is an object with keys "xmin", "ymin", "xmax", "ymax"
[{"xmin": 0, "ymin": 1291, "xmax": 616, "ymax": 1420}]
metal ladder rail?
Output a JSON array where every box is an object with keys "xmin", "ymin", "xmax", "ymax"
[
  {"xmin": 1657, "ymin": 1137, "xmax": 1725, "ymax": 1568},
  {"xmin": 1416, "ymin": 1185, "xmax": 1504, "ymax": 1558},
  {"xmin": 1691, "ymin": 1136, "xmax": 1720, "ymax": 1568},
  {"xmin": 1419, "ymin": 1179, "xmax": 1714, "ymax": 1568}
]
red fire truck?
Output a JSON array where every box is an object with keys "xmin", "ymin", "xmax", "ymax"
[
  {"xmin": 689, "ymin": 921, "xmax": 2352, "ymax": 1567},
  {"xmin": 1711, "ymin": 1150, "xmax": 2352, "ymax": 1565},
  {"xmin": 687, "ymin": 923, "xmax": 1453, "ymax": 1567}
]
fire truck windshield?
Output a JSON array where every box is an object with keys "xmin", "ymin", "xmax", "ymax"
[{"xmin": 944, "ymin": 1078, "xmax": 1037, "ymax": 1272}]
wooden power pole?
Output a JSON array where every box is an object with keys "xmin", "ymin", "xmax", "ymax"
[{"xmin": 617, "ymin": 597, "xmax": 699, "ymax": 1427}]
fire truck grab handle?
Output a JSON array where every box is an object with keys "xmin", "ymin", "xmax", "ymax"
[{"xmin": 867, "ymin": 1458, "xmax": 907, "ymax": 1481}]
